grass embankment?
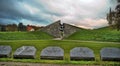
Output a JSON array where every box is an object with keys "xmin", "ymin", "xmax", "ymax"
[
  {"xmin": 0, "ymin": 31, "xmax": 53, "ymax": 40},
  {"xmin": 0, "ymin": 40, "xmax": 120, "ymax": 65},
  {"xmin": 66, "ymin": 27, "xmax": 120, "ymax": 42},
  {"xmin": 0, "ymin": 27, "xmax": 120, "ymax": 42}
]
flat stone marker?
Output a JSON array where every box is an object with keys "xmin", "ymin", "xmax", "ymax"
[
  {"xmin": 70, "ymin": 47, "xmax": 95, "ymax": 61},
  {"xmin": 14, "ymin": 46, "xmax": 36, "ymax": 59},
  {"xmin": 40, "ymin": 47, "xmax": 64, "ymax": 60},
  {"xmin": 100, "ymin": 47, "xmax": 120, "ymax": 61},
  {"xmin": 0, "ymin": 46, "xmax": 12, "ymax": 58}
]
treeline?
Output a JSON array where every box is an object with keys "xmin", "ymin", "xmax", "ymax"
[{"xmin": 0, "ymin": 23, "xmax": 42, "ymax": 32}]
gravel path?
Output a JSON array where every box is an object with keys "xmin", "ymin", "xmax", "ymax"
[{"xmin": 0, "ymin": 62, "xmax": 100, "ymax": 66}]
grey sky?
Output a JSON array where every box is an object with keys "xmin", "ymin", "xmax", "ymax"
[{"xmin": 0, "ymin": 0, "xmax": 117, "ymax": 29}]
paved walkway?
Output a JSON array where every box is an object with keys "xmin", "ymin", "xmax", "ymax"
[
  {"xmin": 53, "ymin": 38, "xmax": 63, "ymax": 40},
  {"xmin": 62, "ymin": 40, "xmax": 120, "ymax": 44}
]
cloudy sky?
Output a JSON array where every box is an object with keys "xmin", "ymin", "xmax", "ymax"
[{"xmin": 0, "ymin": 0, "xmax": 117, "ymax": 29}]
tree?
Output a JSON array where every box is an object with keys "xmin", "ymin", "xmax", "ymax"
[
  {"xmin": 6, "ymin": 24, "xmax": 18, "ymax": 31},
  {"xmin": 115, "ymin": 3, "xmax": 120, "ymax": 31},
  {"xmin": 1, "ymin": 25, "xmax": 6, "ymax": 31},
  {"xmin": 118, "ymin": 0, "xmax": 120, "ymax": 3},
  {"xmin": 18, "ymin": 22, "xmax": 26, "ymax": 31},
  {"xmin": 107, "ymin": 8, "xmax": 114, "ymax": 25},
  {"xmin": 107, "ymin": 4, "xmax": 120, "ymax": 31}
]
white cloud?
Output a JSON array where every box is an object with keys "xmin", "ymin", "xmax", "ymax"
[
  {"xmin": 77, "ymin": 18, "xmax": 109, "ymax": 29},
  {"xmin": 36, "ymin": 0, "xmax": 115, "ymax": 29},
  {"xmin": 23, "ymin": 3, "xmax": 40, "ymax": 15}
]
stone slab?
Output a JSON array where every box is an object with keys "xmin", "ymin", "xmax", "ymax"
[
  {"xmin": 40, "ymin": 46, "xmax": 64, "ymax": 60},
  {"xmin": 63, "ymin": 23, "xmax": 79, "ymax": 38},
  {"xmin": 14, "ymin": 46, "xmax": 36, "ymax": 59},
  {"xmin": 100, "ymin": 47, "xmax": 120, "ymax": 61},
  {"xmin": 70, "ymin": 47, "xmax": 95, "ymax": 61},
  {"xmin": 41, "ymin": 20, "xmax": 62, "ymax": 38},
  {"xmin": 0, "ymin": 46, "xmax": 12, "ymax": 58}
]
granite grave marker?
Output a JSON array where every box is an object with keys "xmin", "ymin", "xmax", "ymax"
[
  {"xmin": 40, "ymin": 46, "xmax": 64, "ymax": 60},
  {"xmin": 14, "ymin": 46, "xmax": 36, "ymax": 59},
  {"xmin": 100, "ymin": 47, "xmax": 120, "ymax": 61},
  {"xmin": 70, "ymin": 47, "xmax": 95, "ymax": 61},
  {"xmin": 0, "ymin": 46, "xmax": 12, "ymax": 58}
]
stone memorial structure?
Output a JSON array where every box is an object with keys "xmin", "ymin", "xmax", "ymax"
[
  {"xmin": 14, "ymin": 46, "xmax": 36, "ymax": 59},
  {"xmin": 40, "ymin": 46, "xmax": 64, "ymax": 60},
  {"xmin": 70, "ymin": 47, "xmax": 95, "ymax": 61},
  {"xmin": 63, "ymin": 23, "xmax": 80, "ymax": 38},
  {"xmin": 41, "ymin": 20, "xmax": 62, "ymax": 38},
  {"xmin": 0, "ymin": 46, "xmax": 12, "ymax": 58},
  {"xmin": 41, "ymin": 20, "xmax": 80, "ymax": 38},
  {"xmin": 100, "ymin": 47, "xmax": 120, "ymax": 61}
]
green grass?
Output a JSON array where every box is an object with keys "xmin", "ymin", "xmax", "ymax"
[
  {"xmin": 66, "ymin": 27, "xmax": 120, "ymax": 42},
  {"xmin": 0, "ymin": 40, "xmax": 120, "ymax": 65},
  {"xmin": 0, "ymin": 31, "xmax": 54, "ymax": 40},
  {"xmin": 0, "ymin": 27, "xmax": 120, "ymax": 42}
]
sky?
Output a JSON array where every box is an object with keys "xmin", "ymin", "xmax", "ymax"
[{"xmin": 0, "ymin": 0, "xmax": 117, "ymax": 29}]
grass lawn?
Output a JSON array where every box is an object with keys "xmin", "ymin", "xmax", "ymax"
[
  {"xmin": 66, "ymin": 27, "xmax": 120, "ymax": 42},
  {"xmin": 0, "ymin": 31, "xmax": 54, "ymax": 40},
  {"xmin": 0, "ymin": 40, "xmax": 120, "ymax": 65}
]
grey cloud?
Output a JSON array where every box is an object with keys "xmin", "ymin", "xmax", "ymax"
[{"xmin": 0, "ymin": 0, "xmax": 52, "ymax": 25}]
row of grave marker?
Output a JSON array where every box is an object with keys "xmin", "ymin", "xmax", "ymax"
[{"xmin": 0, "ymin": 46, "xmax": 120, "ymax": 61}]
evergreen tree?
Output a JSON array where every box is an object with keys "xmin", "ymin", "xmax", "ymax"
[
  {"xmin": 18, "ymin": 22, "xmax": 26, "ymax": 31},
  {"xmin": 1, "ymin": 25, "xmax": 6, "ymax": 31},
  {"xmin": 107, "ymin": 1, "xmax": 120, "ymax": 31}
]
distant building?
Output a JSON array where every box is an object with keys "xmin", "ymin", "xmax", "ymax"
[
  {"xmin": 27, "ymin": 25, "xmax": 35, "ymax": 31},
  {"xmin": 27, "ymin": 25, "xmax": 42, "ymax": 31}
]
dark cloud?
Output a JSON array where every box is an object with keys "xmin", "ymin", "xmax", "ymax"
[{"xmin": 0, "ymin": 0, "xmax": 52, "ymax": 25}]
